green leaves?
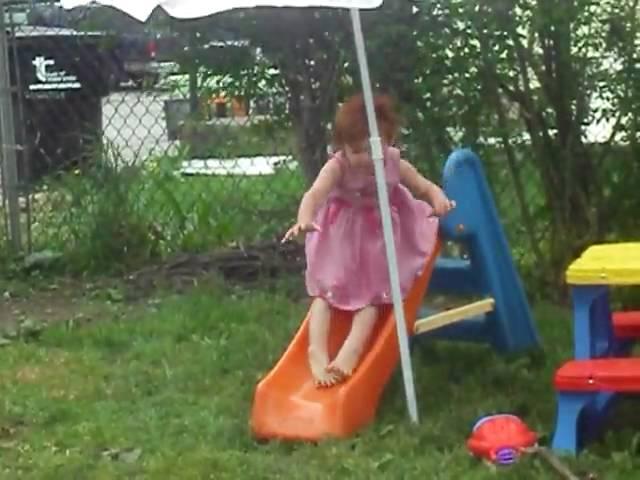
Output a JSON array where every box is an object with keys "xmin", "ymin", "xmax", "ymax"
[{"xmin": 406, "ymin": 0, "xmax": 640, "ymax": 297}]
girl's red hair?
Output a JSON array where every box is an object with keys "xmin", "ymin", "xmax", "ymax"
[{"xmin": 332, "ymin": 93, "xmax": 399, "ymax": 149}]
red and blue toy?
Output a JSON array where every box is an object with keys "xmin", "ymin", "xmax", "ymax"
[{"xmin": 467, "ymin": 414, "xmax": 538, "ymax": 465}]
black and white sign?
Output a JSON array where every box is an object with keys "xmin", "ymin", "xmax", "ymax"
[{"xmin": 29, "ymin": 55, "xmax": 81, "ymax": 91}]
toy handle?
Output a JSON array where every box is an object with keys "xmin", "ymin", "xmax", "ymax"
[{"xmin": 526, "ymin": 446, "xmax": 581, "ymax": 480}]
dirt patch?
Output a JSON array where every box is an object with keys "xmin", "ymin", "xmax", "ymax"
[
  {"xmin": 124, "ymin": 239, "xmax": 305, "ymax": 299},
  {"xmin": 0, "ymin": 276, "xmax": 136, "ymax": 332},
  {"xmin": 1, "ymin": 240, "xmax": 306, "ymax": 330}
]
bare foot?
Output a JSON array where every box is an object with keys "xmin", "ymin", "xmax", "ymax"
[
  {"xmin": 325, "ymin": 305, "xmax": 378, "ymax": 385},
  {"xmin": 326, "ymin": 347, "xmax": 359, "ymax": 384},
  {"xmin": 308, "ymin": 346, "xmax": 337, "ymax": 387}
]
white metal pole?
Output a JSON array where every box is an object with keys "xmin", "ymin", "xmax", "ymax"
[
  {"xmin": 0, "ymin": 1, "xmax": 21, "ymax": 251},
  {"xmin": 349, "ymin": 7, "xmax": 419, "ymax": 424}
]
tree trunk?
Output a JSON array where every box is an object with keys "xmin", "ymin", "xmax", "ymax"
[
  {"xmin": 285, "ymin": 79, "xmax": 331, "ymax": 182},
  {"xmin": 277, "ymin": 38, "xmax": 342, "ymax": 184},
  {"xmin": 249, "ymin": 10, "xmax": 344, "ymax": 184}
]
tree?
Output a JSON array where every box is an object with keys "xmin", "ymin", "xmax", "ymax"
[
  {"xmin": 180, "ymin": 8, "xmax": 348, "ymax": 183},
  {"xmin": 411, "ymin": 0, "xmax": 640, "ymax": 295},
  {"xmin": 176, "ymin": 2, "xmax": 420, "ymax": 183}
]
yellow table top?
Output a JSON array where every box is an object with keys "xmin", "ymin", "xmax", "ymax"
[{"xmin": 566, "ymin": 242, "xmax": 640, "ymax": 285}]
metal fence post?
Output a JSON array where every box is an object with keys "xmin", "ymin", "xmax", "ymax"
[{"xmin": 0, "ymin": 0, "xmax": 21, "ymax": 251}]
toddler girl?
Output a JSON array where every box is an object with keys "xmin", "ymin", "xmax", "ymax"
[{"xmin": 282, "ymin": 93, "xmax": 454, "ymax": 387}]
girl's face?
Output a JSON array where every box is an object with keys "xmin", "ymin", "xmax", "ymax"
[{"xmin": 345, "ymin": 140, "xmax": 373, "ymax": 170}]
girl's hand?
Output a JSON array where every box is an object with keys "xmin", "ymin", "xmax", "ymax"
[
  {"xmin": 398, "ymin": 159, "xmax": 455, "ymax": 218},
  {"xmin": 431, "ymin": 190, "xmax": 456, "ymax": 217},
  {"xmin": 281, "ymin": 222, "xmax": 321, "ymax": 243}
]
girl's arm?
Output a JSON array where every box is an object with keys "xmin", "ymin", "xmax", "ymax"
[
  {"xmin": 399, "ymin": 159, "xmax": 442, "ymax": 204},
  {"xmin": 399, "ymin": 158, "xmax": 455, "ymax": 216},
  {"xmin": 282, "ymin": 158, "xmax": 341, "ymax": 242},
  {"xmin": 296, "ymin": 158, "xmax": 342, "ymax": 224}
]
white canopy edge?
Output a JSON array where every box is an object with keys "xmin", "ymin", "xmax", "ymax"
[{"xmin": 59, "ymin": 0, "xmax": 383, "ymax": 21}]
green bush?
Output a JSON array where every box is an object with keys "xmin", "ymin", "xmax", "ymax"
[
  {"xmin": 179, "ymin": 118, "xmax": 294, "ymax": 159},
  {"xmin": 19, "ymin": 124, "xmax": 304, "ymax": 274}
]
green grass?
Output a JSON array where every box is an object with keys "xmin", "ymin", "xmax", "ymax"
[
  {"xmin": 180, "ymin": 120, "xmax": 296, "ymax": 159},
  {"xmin": 0, "ymin": 119, "xmax": 303, "ymax": 275},
  {"xmin": 25, "ymin": 155, "xmax": 305, "ymax": 273},
  {"xmin": 1, "ymin": 281, "xmax": 638, "ymax": 479}
]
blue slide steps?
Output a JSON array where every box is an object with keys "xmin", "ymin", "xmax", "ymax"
[{"xmin": 419, "ymin": 148, "xmax": 540, "ymax": 353}]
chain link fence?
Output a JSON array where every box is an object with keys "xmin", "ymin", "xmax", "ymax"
[
  {"xmin": 0, "ymin": 3, "xmax": 309, "ymax": 273},
  {"xmin": 0, "ymin": 2, "xmax": 547, "ymax": 286}
]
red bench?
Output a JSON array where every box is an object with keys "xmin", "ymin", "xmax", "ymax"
[
  {"xmin": 552, "ymin": 356, "xmax": 640, "ymax": 453},
  {"xmin": 555, "ymin": 358, "xmax": 640, "ymax": 392},
  {"xmin": 613, "ymin": 311, "xmax": 640, "ymax": 339}
]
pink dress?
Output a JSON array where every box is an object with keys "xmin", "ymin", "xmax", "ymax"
[{"xmin": 304, "ymin": 146, "xmax": 439, "ymax": 311}]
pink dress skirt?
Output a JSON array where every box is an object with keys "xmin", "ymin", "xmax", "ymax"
[{"xmin": 304, "ymin": 147, "xmax": 439, "ymax": 311}]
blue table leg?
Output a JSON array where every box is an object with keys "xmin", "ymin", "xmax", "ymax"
[
  {"xmin": 551, "ymin": 392, "xmax": 594, "ymax": 454},
  {"xmin": 555, "ymin": 285, "xmax": 623, "ymax": 455},
  {"xmin": 572, "ymin": 286, "xmax": 615, "ymax": 360}
]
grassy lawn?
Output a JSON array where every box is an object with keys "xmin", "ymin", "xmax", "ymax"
[{"xmin": 0, "ymin": 279, "xmax": 638, "ymax": 479}]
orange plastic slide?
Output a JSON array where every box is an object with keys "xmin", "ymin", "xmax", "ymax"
[{"xmin": 250, "ymin": 242, "xmax": 440, "ymax": 441}]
